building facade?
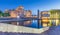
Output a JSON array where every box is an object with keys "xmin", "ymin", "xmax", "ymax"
[
  {"xmin": 9, "ymin": 6, "xmax": 24, "ymax": 25},
  {"xmin": 50, "ymin": 10, "xmax": 60, "ymax": 26},
  {"xmin": 41, "ymin": 11, "xmax": 50, "ymax": 27},
  {"xmin": 10, "ymin": 6, "xmax": 24, "ymax": 18},
  {"xmin": 24, "ymin": 10, "xmax": 32, "ymax": 17},
  {"xmin": 9, "ymin": 6, "xmax": 32, "ymax": 26}
]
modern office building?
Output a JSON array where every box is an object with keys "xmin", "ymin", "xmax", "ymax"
[
  {"xmin": 50, "ymin": 9, "xmax": 60, "ymax": 26},
  {"xmin": 41, "ymin": 11, "xmax": 50, "ymax": 27}
]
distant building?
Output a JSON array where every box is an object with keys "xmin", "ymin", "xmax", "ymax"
[
  {"xmin": 32, "ymin": 15, "xmax": 37, "ymax": 18},
  {"xmin": 5, "ymin": 9, "xmax": 9, "ymax": 13},
  {"xmin": 10, "ymin": 6, "xmax": 24, "ymax": 18},
  {"xmin": 10, "ymin": 10, "xmax": 17, "ymax": 18},
  {"xmin": 9, "ymin": 6, "xmax": 32, "ymax": 26},
  {"xmin": 24, "ymin": 10, "xmax": 32, "ymax": 17},
  {"xmin": 9, "ymin": 6, "xmax": 24, "ymax": 25}
]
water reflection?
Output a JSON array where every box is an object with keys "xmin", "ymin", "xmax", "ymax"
[
  {"xmin": 2, "ymin": 20, "xmax": 42, "ymax": 28},
  {"xmin": 31, "ymin": 20, "xmax": 38, "ymax": 28},
  {"xmin": 18, "ymin": 20, "xmax": 39, "ymax": 28}
]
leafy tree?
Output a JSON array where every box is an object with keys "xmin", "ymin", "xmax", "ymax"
[
  {"xmin": 0, "ymin": 10, "xmax": 3, "ymax": 17},
  {"xmin": 3, "ymin": 10, "xmax": 10, "ymax": 17},
  {"xmin": 3, "ymin": 13, "xmax": 10, "ymax": 17}
]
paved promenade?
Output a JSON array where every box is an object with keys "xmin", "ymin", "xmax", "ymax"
[
  {"xmin": 0, "ymin": 23, "xmax": 49, "ymax": 33},
  {"xmin": 40, "ymin": 26, "xmax": 60, "ymax": 35},
  {"xmin": 0, "ymin": 23, "xmax": 60, "ymax": 35}
]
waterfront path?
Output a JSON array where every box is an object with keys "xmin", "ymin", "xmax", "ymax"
[
  {"xmin": 0, "ymin": 23, "xmax": 49, "ymax": 35},
  {"xmin": 0, "ymin": 23, "xmax": 60, "ymax": 35},
  {"xmin": 40, "ymin": 26, "xmax": 60, "ymax": 35}
]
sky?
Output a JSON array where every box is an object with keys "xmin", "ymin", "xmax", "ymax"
[{"xmin": 0, "ymin": 0, "xmax": 60, "ymax": 15}]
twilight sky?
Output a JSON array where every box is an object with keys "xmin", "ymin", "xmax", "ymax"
[{"xmin": 0, "ymin": 0, "xmax": 60, "ymax": 15}]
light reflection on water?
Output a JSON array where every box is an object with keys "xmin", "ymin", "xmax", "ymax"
[
  {"xmin": 22, "ymin": 20, "xmax": 42, "ymax": 28},
  {"xmin": 2, "ymin": 20, "xmax": 42, "ymax": 28},
  {"xmin": 31, "ymin": 20, "xmax": 42, "ymax": 28},
  {"xmin": 31, "ymin": 20, "xmax": 38, "ymax": 28}
]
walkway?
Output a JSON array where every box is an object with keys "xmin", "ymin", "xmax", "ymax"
[
  {"xmin": 0, "ymin": 23, "xmax": 60, "ymax": 35},
  {"xmin": 40, "ymin": 26, "xmax": 60, "ymax": 35},
  {"xmin": 0, "ymin": 23, "xmax": 49, "ymax": 35}
]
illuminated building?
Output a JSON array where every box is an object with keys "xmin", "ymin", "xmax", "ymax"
[
  {"xmin": 41, "ymin": 11, "xmax": 50, "ymax": 27},
  {"xmin": 50, "ymin": 9, "xmax": 60, "ymax": 26}
]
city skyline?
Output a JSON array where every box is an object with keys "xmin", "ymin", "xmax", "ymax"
[{"xmin": 0, "ymin": 0, "xmax": 60, "ymax": 15}]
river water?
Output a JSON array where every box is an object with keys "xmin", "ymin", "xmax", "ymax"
[
  {"xmin": 18, "ymin": 20, "xmax": 42, "ymax": 28},
  {"xmin": 0, "ymin": 18, "xmax": 42, "ymax": 28}
]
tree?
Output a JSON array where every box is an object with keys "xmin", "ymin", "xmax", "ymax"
[
  {"xmin": 3, "ymin": 10, "xmax": 10, "ymax": 17},
  {"xmin": 0, "ymin": 10, "xmax": 3, "ymax": 17},
  {"xmin": 3, "ymin": 13, "xmax": 10, "ymax": 17}
]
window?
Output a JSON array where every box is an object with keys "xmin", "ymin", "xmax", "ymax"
[{"xmin": 42, "ymin": 14, "xmax": 50, "ymax": 17}]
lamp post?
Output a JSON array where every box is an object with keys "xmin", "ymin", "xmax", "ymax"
[
  {"xmin": 17, "ymin": 16, "xmax": 19, "ymax": 25},
  {"xmin": 37, "ymin": 10, "xmax": 40, "ymax": 28}
]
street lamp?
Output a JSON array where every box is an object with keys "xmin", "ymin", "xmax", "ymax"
[{"xmin": 17, "ymin": 16, "xmax": 19, "ymax": 25}]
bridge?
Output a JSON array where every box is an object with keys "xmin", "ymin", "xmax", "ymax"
[
  {"xmin": 0, "ymin": 17, "xmax": 59, "ymax": 22},
  {"xmin": 0, "ymin": 17, "xmax": 40, "ymax": 23}
]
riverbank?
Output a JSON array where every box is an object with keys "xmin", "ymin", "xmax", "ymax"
[{"xmin": 0, "ymin": 23, "xmax": 49, "ymax": 34}]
